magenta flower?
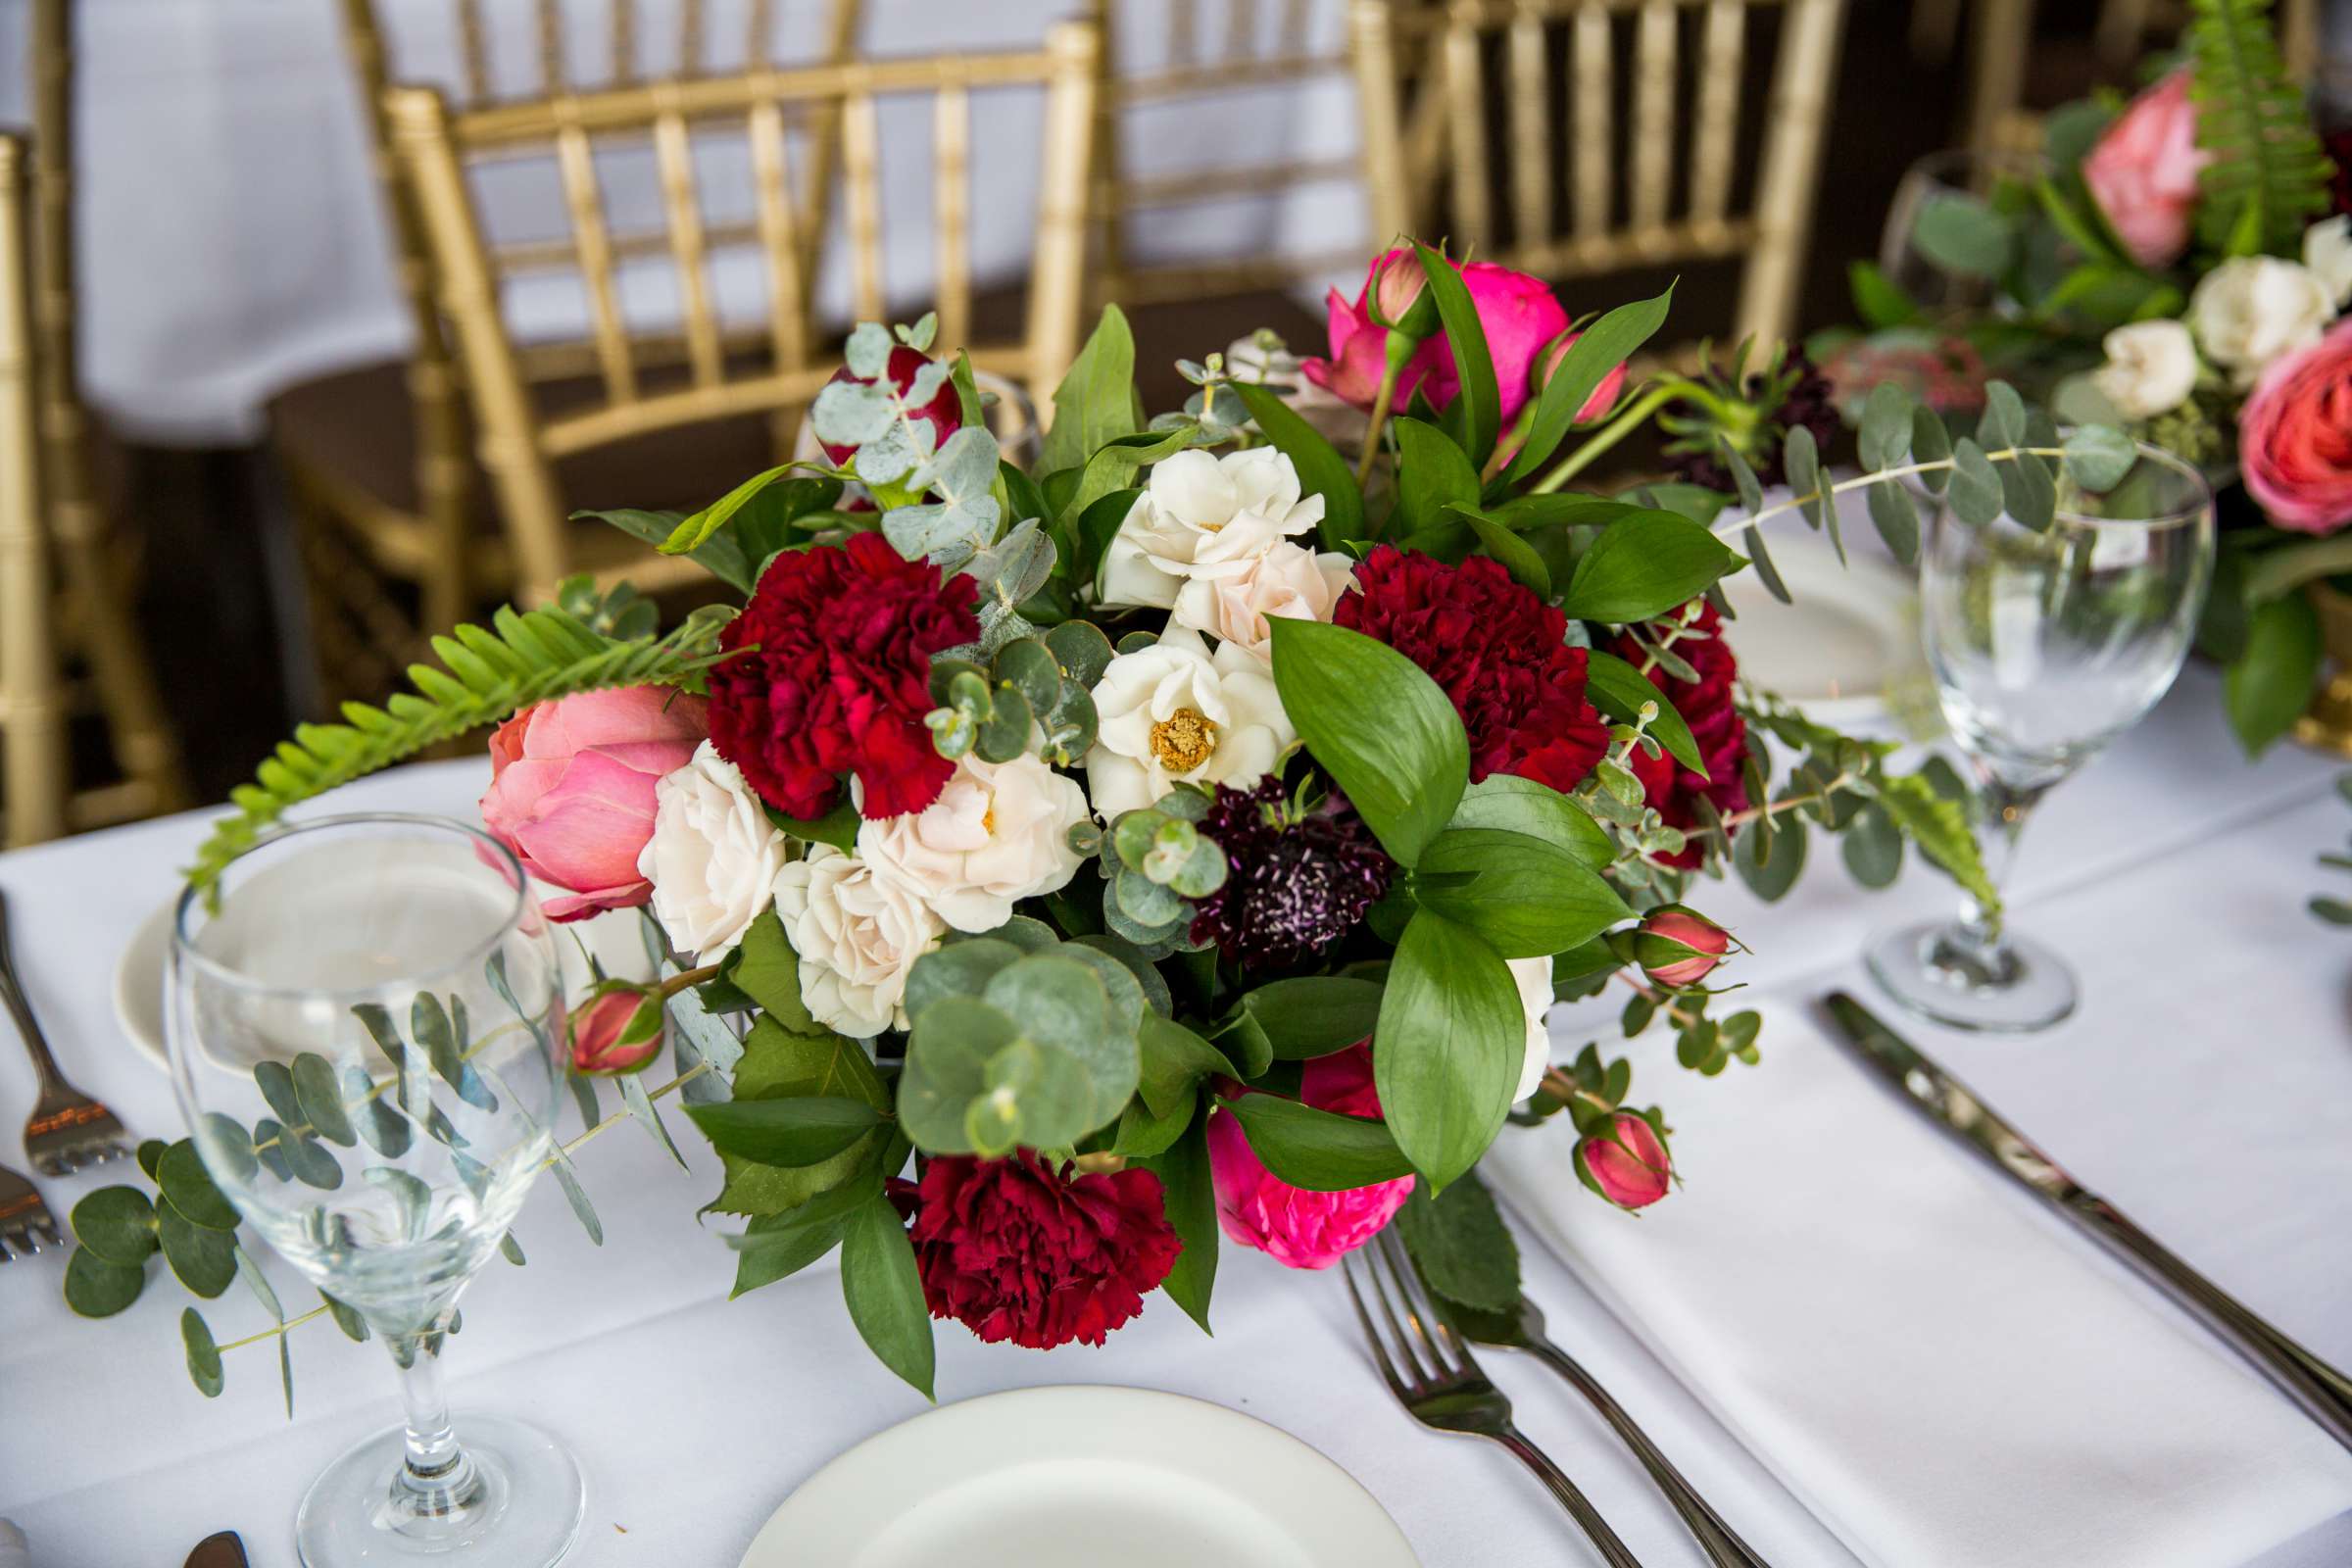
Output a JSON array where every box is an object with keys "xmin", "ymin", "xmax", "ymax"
[{"xmin": 1207, "ymin": 1046, "xmax": 1414, "ymax": 1269}]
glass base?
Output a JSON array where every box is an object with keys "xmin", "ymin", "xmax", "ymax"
[
  {"xmin": 295, "ymin": 1413, "xmax": 585, "ymax": 1566},
  {"xmin": 1864, "ymin": 920, "xmax": 2079, "ymax": 1034}
]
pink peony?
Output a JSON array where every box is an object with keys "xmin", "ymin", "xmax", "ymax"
[
  {"xmin": 1303, "ymin": 248, "xmax": 1596, "ymax": 425},
  {"xmin": 1206, "ymin": 1045, "xmax": 1414, "ymax": 1269},
  {"xmin": 2082, "ymin": 70, "xmax": 2213, "ymax": 270},
  {"xmin": 479, "ymin": 686, "xmax": 708, "ymax": 921},
  {"xmin": 2241, "ymin": 319, "xmax": 2352, "ymax": 534}
]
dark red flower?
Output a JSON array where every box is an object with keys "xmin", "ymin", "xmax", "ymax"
[
  {"xmin": 817, "ymin": 345, "xmax": 962, "ymax": 468},
  {"xmin": 894, "ymin": 1152, "xmax": 1182, "ymax": 1350},
  {"xmin": 2325, "ymin": 127, "xmax": 2352, "ymax": 220},
  {"xmin": 1333, "ymin": 545, "xmax": 1610, "ymax": 792},
  {"xmin": 1612, "ymin": 601, "xmax": 1749, "ymax": 868},
  {"xmin": 1190, "ymin": 777, "xmax": 1393, "ymax": 970},
  {"xmin": 708, "ymin": 533, "xmax": 978, "ymax": 820}
]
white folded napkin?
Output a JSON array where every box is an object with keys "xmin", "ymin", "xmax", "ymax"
[
  {"xmin": 1484, "ymin": 1003, "xmax": 2352, "ymax": 1568},
  {"xmin": 0, "ymin": 1519, "xmax": 27, "ymax": 1568}
]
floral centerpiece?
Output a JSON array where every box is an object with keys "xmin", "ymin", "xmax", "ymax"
[
  {"xmin": 1815, "ymin": 0, "xmax": 2350, "ymax": 752},
  {"xmin": 61, "ymin": 239, "xmax": 2008, "ymax": 1404}
]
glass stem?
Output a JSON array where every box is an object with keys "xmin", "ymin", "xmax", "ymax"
[
  {"xmin": 386, "ymin": 1323, "xmax": 483, "ymax": 1521},
  {"xmin": 1957, "ymin": 772, "xmax": 2043, "ymax": 953}
]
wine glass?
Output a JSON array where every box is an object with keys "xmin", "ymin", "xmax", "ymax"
[
  {"xmin": 1866, "ymin": 443, "xmax": 2215, "ymax": 1032},
  {"xmin": 168, "ymin": 812, "xmax": 584, "ymax": 1566},
  {"xmin": 1878, "ymin": 148, "xmax": 2048, "ymax": 316}
]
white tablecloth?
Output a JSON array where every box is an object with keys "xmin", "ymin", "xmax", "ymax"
[{"xmin": 0, "ymin": 0, "xmax": 1365, "ymax": 444}]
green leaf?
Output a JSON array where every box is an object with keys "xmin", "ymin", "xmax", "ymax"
[
  {"xmin": 1561, "ymin": 510, "xmax": 1742, "ymax": 624},
  {"xmin": 1912, "ymin": 406, "xmax": 1954, "ymax": 495},
  {"xmin": 182, "ymin": 1308, "xmax": 224, "ymax": 1398},
  {"xmin": 2188, "ymin": 0, "xmax": 2331, "ymax": 257},
  {"xmin": 70, "ymin": 1187, "xmax": 158, "ymax": 1267},
  {"xmin": 1505, "ymin": 284, "xmax": 1674, "ymax": 483},
  {"xmin": 158, "ymin": 1140, "xmax": 241, "ymax": 1231},
  {"xmin": 764, "ymin": 801, "xmax": 859, "ymax": 853},
  {"xmin": 1783, "ymin": 423, "xmax": 1839, "ymax": 562},
  {"xmin": 1948, "ymin": 438, "xmax": 2005, "ymax": 527},
  {"xmin": 1867, "ymin": 480, "xmax": 1921, "ymax": 563},
  {"xmin": 1446, "ymin": 773, "xmax": 1613, "ymax": 865},
  {"xmin": 1223, "ymin": 1094, "xmax": 1415, "ymax": 1191},
  {"xmin": 1240, "ymin": 978, "xmax": 1387, "ymax": 1060},
  {"xmin": 1847, "ymin": 261, "xmax": 1918, "ymax": 329},
  {"xmin": 685, "ymin": 1097, "xmax": 883, "ymax": 1167},
  {"xmin": 551, "ymin": 1155, "xmax": 604, "ymax": 1246},
  {"xmin": 159, "ymin": 1203, "xmax": 237, "ymax": 1298},
  {"xmin": 1073, "ymin": 485, "xmax": 1145, "ymax": 591},
  {"xmin": 1413, "ymin": 828, "xmax": 1631, "ymax": 958},
  {"xmin": 660, "ymin": 464, "xmax": 792, "ymax": 556},
  {"xmin": 1231, "ymin": 382, "xmax": 1364, "ymax": 551},
  {"xmin": 1413, "ymin": 239, "xmax": 1501, "ymax": 466},
  {"xmin": 1139, "ymin": 1111, "xmax": 1218, "ymax": 1334},
  {"xmin": 1137, "ymin": 1013, "xmax": 1240, "ymax": 1116},
  {"xmin": 841, "ymin": 1194, "xmax": 935, "ymax": 1399},
  {"xmin": 321, "ymin": 1292, "xmax": 370, "ymax": 1342},
  {"xmin": 1041, "ymin": 305, "xmax": 1140, "ymax": 475},
  {"xmin": 1912, "ymin": 190, "xmax": 2014, "ymax": 275},
  {"xmin": 1060, "ymin": 425, "xmax": 1195, "ymax": 534},
  {"xmin": 727, "ymin": 1166, "xmax": 882, "ymax": 1298},
  {"xmin": 732, "ymin": 911, "xmax": 821, "ymax": 1034},
  {"xmin": 1878, "ymin": 772, "xmax": 1998, "ymax": 914},
  {"xmin": 63, "ymin": 1248, "xmax": 146, "ymax": 1318},
  {"xmin": 412, "ymin": 996, "xmax": 496, "ymax": 1112},
  {"xmin": 1393, "ymin": 1171, "xmax": 1520, "ymax": 1313},
  {"xmin": 1840, "ymin": 801, "xmax": 1905, "ymax": 889},
  {"xmin": 2062, "ymin": 424, "xmax": 2137, "ymax": 493},
  {"xmin": 1391, "ymin": 417, "xmax": 1480, "ymax": 544},
  {"xmin": 1733, "ymin": 806, "xmax": 1808, "ymax": 902},
  {"xmin": 1374, "ymin": 910, "xmax": 1524, "ymax": 1193},
  {"xmin": 2228, "ymin": 593, "xmax": 2325, "ymax": 755},
  {"xmin": 1268, "ymin": 619, "xmax": 1469, "ymax": 867},
  {"xmin": 709, "ymin": 1020, "xmax": 889, "ymax": 1216},
  {"xmin": 1583, "ymin": 651, "xmax": 1705, "ymax": 779},
  {"xmin": 1449, "ymin": 506, "xmax": 1553, "ymax": 598}
]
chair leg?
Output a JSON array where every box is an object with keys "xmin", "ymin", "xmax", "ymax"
[{"xmin": 47, "ymin": 482, "xmax": 188, "ymax": 815}]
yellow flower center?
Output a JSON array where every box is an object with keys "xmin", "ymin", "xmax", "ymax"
[{"xmin": 1148, "ymin": 707, "xmax": 1218, "ymax": 772}]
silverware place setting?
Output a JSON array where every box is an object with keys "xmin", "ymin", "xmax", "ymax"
[{"xmin": 0, "ymin": 887, "xmax": 132, "ymax": 1176}]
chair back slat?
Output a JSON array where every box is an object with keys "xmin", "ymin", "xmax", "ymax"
[
  {"xmin": 1631, "ymin": 1, "xmax": 1678, "ymax": 234},
  {"xmin": 1570, "ymin": 6, "xmax": 1613, "ymax": 239},
  {"xmin": 651, "ymin": 100, "xmax": 725, "ymax": 387},
  {"xmin": 537, "ymin": 0, "xmax": 567, "ymax": 94},
  {"xmin": 841, "ymin": 92, "xmax": 887, "ymax": 325},
  {"xmin": 747, "ymin": 99, "xmax": 810, "ymax": 375},
  {"xmin": 1444, "ymin": 22, "xmax": 1491, "ymax": 253},
  {"xmin": 456, "ymin": 0, "xmax": 493, "ymax": 101},
  {"xmin": 612, "ymin": 0, "xmax": 636, "ymax": 82},
  {"xmin": 553, "ymin": 120, "xmax": 638, "ymax": 404},
  {"xmin": 1507, "ymin": 11, "xmax": 1550, "ymax": 246},
  {"xmin": 1689, "ymin": 0, "xmax": 1746, "ymax": 227},
  {"xmin": 933, "ymin": 86, "xmax": 974, "ymax": 355}
]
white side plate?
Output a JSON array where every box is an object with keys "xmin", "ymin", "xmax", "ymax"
[
  {"xmin": 739, "ymin": 1386, "xmax": 1418, "ymax": 1568},
  {"xmin": 1719, "ymin": 526, "xmax": 1920, "ymax": 730}
]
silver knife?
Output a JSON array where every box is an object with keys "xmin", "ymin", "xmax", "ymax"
[
  {"xmin": 182, "ymin": 1532, "xmax": 247, "ymax": 1568},
  {"xmin": 1822, "ymin": 990, "xmax": 2352, "ymax": 1452}
]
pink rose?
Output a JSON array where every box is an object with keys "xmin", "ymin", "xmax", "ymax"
[
  {"xmin": 479, "ymin": 686, "xmax": 709, "ymax": 921},
  {"xmin": 1206, "ymin": 1045, "xmax": 1414, "ymax": 1269},
  {"xmin": 567, "ymin": 985, "xmax": 663, "ymax": 1075},
  {"xmin": 1302, "ymin": 247, "xmax": 1576, "ymax": 424},
  {"xmin": 2082, "ymin": 70, "xmax": 2212, "ymax": 270},
  {"xmin": 1578, "ymin": 1112, "xmax": 1673, "ymax": 1210},
  {"xmin": 1636, "ymin": 906, "xmax": 1732, "ymax": 988},
  {"xmin": 1535, "ymin": 331, "xmax": 1631, "ymax": 426},
  {"xmin": 2241, "ymin": 319, "xmax": 2352, "ymax": 534}
]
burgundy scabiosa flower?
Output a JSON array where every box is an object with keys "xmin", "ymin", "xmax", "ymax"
[
  {"xmin": 896, "ymin": 1152, "xmax": 1181, "ymax": 1350},
  {"xmin": 1333, "ymin": 545, "xmax": 1611, "ymax": 792},
  {"xmin": 1189, "ymin": 776, "xmax": 1392, "ymax": 971}
]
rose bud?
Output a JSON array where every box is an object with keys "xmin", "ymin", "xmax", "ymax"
[
  {"xmin": 1578, "ymin": 1111, "xmax": 1673, "ymax": 1210},
  {"xmin": 1535, "ymin": 329, "xmax": 1631, "ymax": 424},
  {"xmin": 1636, "ymin": 906, "xmax": 1732, "ymax": 988},
  {"xmin": 568, "ymin": 984, "xmax": 664, "ymax": 1076},
  {"xmin": 816, "ymin": 345, "xmax": 961, "ymax": 467},
  {"xmin": 1366, "ymin": 248, "xmax": 1439, "ymax": 341}
]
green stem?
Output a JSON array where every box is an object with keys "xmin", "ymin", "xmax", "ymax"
[
  {"xmin": 1354, "ymin": 361, "xmax": 1403, "ymax": 491},
  {"xmin": 1718, "ymin": 447, "xmax": 2067, "ymax": 541},
  {"xmin": 219, "ymin": 1302, "xmax": 332, "ymax": 1354},
  {"xmin": 1528, "ymin": 383, "xmax": 1679, "ymax": 495},
  {"xmin": 548, "ymin": 1060, "xmax": 709, "ymax": 1164}
]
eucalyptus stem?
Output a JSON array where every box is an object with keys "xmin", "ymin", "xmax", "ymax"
[
  {"xmin": 1715, "ymin": 447, "xmax": 2069, "ymax": 541},
  {"xmin": 1684, "ymin": 770, "xmax": 1860, "ymax": 847},
  {"xmin": 1527, "ymin": 383, "xmax": 1679, "ymax": 494},
  {"xmin": 1614, "ymin": 969, "xmax": 1700, "ymax": 1030},
  {"xmin": 251, "ymin": 1016, "xmax": 536, "ymax": 1155},
  {"xmin": 548, "ymin": 1060, "xmax": 709, "ymax": 1164},
  {"xmin": 218, "ymin": 1302, "xmax": 332, "ymax": 1354}
]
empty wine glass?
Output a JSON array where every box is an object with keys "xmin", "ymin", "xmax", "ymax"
[
  {"xmin": 168, "ymin": 813, "xmax": 583, "ymax": 1566},
  {"xmin": 1878, "ymin": 148, "xmax": 2048, "ymax": 316},
  {"xmin": 1866, "ymin": 443, "xmax": 2215, "ymax": 1032}
]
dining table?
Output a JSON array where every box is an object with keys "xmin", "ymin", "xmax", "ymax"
[{"xmin": 1, "ymin": 648, "xmax": 2350, "ymax": 1566}]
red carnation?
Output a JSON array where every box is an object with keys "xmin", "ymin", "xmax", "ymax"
[
  {"xmin": 708, "ymin": 533, "xmax": 978, "ymax": 821},
  {"xmin": 894, "ymin": 1152, "xmax": 1182, "ymax": 1350},
  {"xmin": 1333, "ymin": 545, "xmax": 1610, "ymax": 792},
  {"xmin": 1613, "ymin": 600, "xmax": 1749, "ymax": 868}
]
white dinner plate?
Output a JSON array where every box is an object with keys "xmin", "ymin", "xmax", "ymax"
[
  {"xmin": 1718, "ymin": 524, "xmax": 1921, "ymax": 729},
  {"xmin": 738, "ymin": 1386, "xmax": 1418, "ymax": 1568}
]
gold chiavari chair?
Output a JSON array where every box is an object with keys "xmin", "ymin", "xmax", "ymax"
[
  {"xmin": 276, "ymin": 0, "xmax": 863, "ymax": 700},
  {"xmin": 1352, "ymin": 0, "xmax": 1848, "ymax": 361},
  {"xmin": 386, "ymin": 24, "xmax": 1101, "ymax": 601},
  {"xmin": 0, "ymin": 132, "xmax": 64, "ymax": 848}
]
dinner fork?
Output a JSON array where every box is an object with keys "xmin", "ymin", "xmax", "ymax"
[
  {"xmin": 0, "ymin": 889, "xmax": 130, "ymax": 1174},
  {"xmin": 1447, "ymin": 1282, "xmax": 1772, "ymax": 1567},
  {"xmin": 0, "ymin": 1157, "xmax": 62, "ymax": 1259},
  {"xmin": 1344, "ymin": 1233, "xmax": 1645, "ymax": 1567}
]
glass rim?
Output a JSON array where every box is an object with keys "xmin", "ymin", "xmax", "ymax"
[
  {"xmin": 170, "ymin": 811, "xmax": 533, "ymax": 1003},
  {"xmin": 1903, "ymin": 145, "xmax": 2051, "ymax": 182},
  {"xmin": 2047, "ymin": 438, "xmax": 2215, "ymax": 533}
]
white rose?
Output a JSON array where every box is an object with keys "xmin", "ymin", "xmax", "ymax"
[
  {"xmin": 636, "ymin": 742, "xmax": 788, "ymax": 960},
  {"xmin": 1084, "ymin": 625, "xmax": 1297, "ymax": 818},
  {"xmin": 2188, "ymin": 257, "xmax": 2335, "ymax": 384},
  {"xmin": 770, "ymin": 846, "xmax": 943, "ymax": 1038},
  {"xmin": 2306, "ymin": 216, "xmax": 2352, "ymax": 307},
  {"xmin": 856, "ymin": 752, "xmax": 1089, "ymax": 933},
  {"xmin": 1510, "ymin": 955, "xmax": 1557, "ymax": 1102},
  {"xmin": 2090, "ymin": 318, "xmax": 2200, "ymax": 421},
  {"xmin": 1096, "ymin": 446, "xmax": 1327, "ymax": 609},
  {"xmin": 1169, "ymin": 530, "xmax": 1356, "ymax": 661}
]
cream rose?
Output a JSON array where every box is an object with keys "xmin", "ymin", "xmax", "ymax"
[
  {"xmin": 2090, "ymin": 318, "xmax": 2200, "ymax": 421},
  {"xmin": 636, "ymin": 741, "xmax": 787, "ymax": 960},
  {"xmin": 1510, "ymin": 955, "xmax": 1557, "ymax": 1102},
  {"xmin": 2307, "ymin": 216, "xmax": 2352, "ymax": 307},
  {"xmin": 2189, "ymin": 257, "xmax": 2336, "ymax": 385},
  {"xmin": 1084, "ymin": 626, "xmax": 1296, "ymax": 818},
  {"xmin": 1096, "ymin": 446, "xmax": 1326, "ymax": 609},
  {"xmin": 856, "ymin": 752, "xmax": 1090, "ymax": 933},
  {"xmin": 770, "ymin": 846, "xmax": 943, "ymax": 1038},
  {"xmin": 1169, "ymin": 527, "xmax": 1356, "ymax": 661}
]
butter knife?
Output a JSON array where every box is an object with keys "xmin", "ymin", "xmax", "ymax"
[
  {"xmin": 182, "ymin": 1532, "xmax": 247, "ymax": 1568},
  {"xmin": 1822, "ymin": 990, "xmax": 2352, "ymax": 1452}
]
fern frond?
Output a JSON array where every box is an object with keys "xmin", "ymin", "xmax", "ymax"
[
  {"xmin": 188, "ymin": 607, "xmax": 729, "ymax": 891},
  {"xmin": 2188, "ymin": 0, "xmax": 2330, "ymax": 257}
]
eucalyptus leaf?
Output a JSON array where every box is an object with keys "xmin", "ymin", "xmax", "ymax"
[
  {"xmin": 159, "ymin": 1203, "xmax": 237, "ymax": 1298},
  {"xmin": 2062, "ymin": 424, "xmax": 2137, "ymax": 492},
  {"xmin": 1948, "ymin": 438, "xmax": 2005, "ymax": 527},
  {"xmin": 182, "ymin": 1308, "xmax": 224, "ymax": 1397},
  {"xmin": 63, "ymin": 1249, "xmax": 146, "ymax": 1318},
  {"xmin": 159, "ymin": 1140, "xmax": 241, "ymax": 1231},
  {"xmin": 71, "ymin": 1186, "xmax": 158, "ymax": 1266}
]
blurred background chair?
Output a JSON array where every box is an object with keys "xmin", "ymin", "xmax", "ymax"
[
  {"xmin": 0, "ymin": 131, "xmax": 63, "ymax": 847},
  {"xmin": 384, "ymin": 22, "xmax": 1099, "ymax": 604},
  {"xmin": 1351, "ymin": 0, "xmax": 1849, "ymax": 361}
]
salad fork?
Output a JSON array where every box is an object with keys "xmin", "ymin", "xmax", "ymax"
[
  {"xmin": 0, "ymin": 1157, "xmax": 61, "ymax": 1258},
  {"xmin": 0, "ymin": 889, "xmax": 130, "ymax": 1174},
  {"xmin": 1344, "ymin": 1232, "xmax": 1645, "ymax": 1567}
]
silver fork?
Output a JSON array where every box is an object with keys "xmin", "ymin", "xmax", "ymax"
[
  {"xmin": 0, "ymin": 888, "xmax": 130, "ymax": 1174},
  {"xmin": 1447, "ymin": 1282, "xmax": 1771, "ymax": 1567},
  {"xmin": 1344, "ymin": 1232, "xmax": 1645, "ymax": 1567},
  {"xmin": 0, "ymin": 1157, "xmax": 62, "ymax": 1259}
]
